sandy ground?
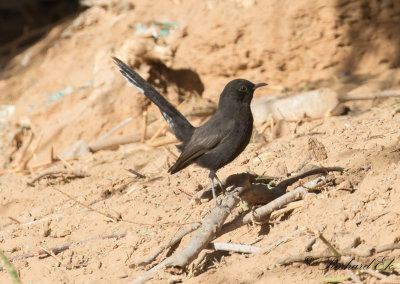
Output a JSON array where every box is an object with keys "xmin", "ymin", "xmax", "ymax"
[{"xmin": 1, "ymin": 0, "xmax": 400, "ymax": 283}]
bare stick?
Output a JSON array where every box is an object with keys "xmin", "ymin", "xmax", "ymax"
[
  {"xmin": 131, "ymin": 258, "xmax": 171, "ymax": 284},
  {"xmin": 132, "ymin": 174, "xmax": 251, "ymax": 283},
  {"xmin": 14, "ymin": 131, "xmax": 34, "ymax": 167},
  {"xmin": 239, "ymin": 177, "xmax": 324, "ymax": 226},
  {"xmin": 56, "ymin": 153, "xmax": 73, "ymax": 169},
  {"xmin": 258, "ymin": 121, "xmax": 271, "ymax": 135},
  {"xmin": 346, "ymin": 269, "xmax": 362, "ymax": 284},
  {"xmin": 164, "ymin": 146, "xmax": 179, "ymax": 159},
  {"xmin": 7, "ymin": 216, "xmax": 21, "ymax": 224},
  {"xmin": 131, "ymin": 178, "xmax": 249, "ymax": 284},
  {"xmin": 22, "ymin": 132, "xmax": 43, "ymax": 169},
  {"xmin": 98, "ymin": 117, "xmax": 133, "ymax": 140},
  {"xmin": 89, "ymin": 134, "xmax": 139, "ymax": 152},
  {"xmin": 304, "ymin": 237, "xmax": 316, "ymax": 252},
  {"xmin": 51, "ymin": 186, "xmax": 117, "ymax": 222},
  {"xmin": 282, "ymin": 250, "xmax": 388, "ymax": 282},
  {"xmin": 277, "ymin": 250, "xmax": 333, "ymax": 265},
  {"xmin": 10, "ymin": 233, "xmax": 126, "ymax": 261},
  {"xmin": 137, "ymin": 223, "xmax": 201, "ymax": 266},
  {"xmin": 270, "ymin": 200, "xmax": 304, "ymax": 220},
  {"xmin": 0, "ymin": 214, "xmax": 63, "ymax": 236},
  {"xmin": 208, "ymin": 242, "xmax": 260, "ymax": 254},
  {"xmin": 376, "ymin": 242, "xmax": 400, "ymax": 253},
  {"xmin": 190, "ymin": 251, "xmax": 207, "ymax": 272},
  {"xmin": 51, "ymin": 146, "xmax": 56, "ymax": 162},
  {"xmin": 50, "ymin": 187, "xmax": 199, "ymax": 227},
  {"xmin": 28, "ymin": 165, "xmax": 34, "ymax": 176},
  {"xmin": 167, "ymin": 174, "xmax": 250, "ymax": 267},
  {"xmin": 176, "ymin": 187, "xmax": 193, "ymax": 198},
  {"xmin": 39, "ymin": 245, "xmax": 69, "ymax": 268},
  {"xmin": 132, "ymin": 169, "xmax": 341, "ymax": 282},
  {"xmin": 318, "ymin": 232, "xmax": 341, "ymax": 259},
  {"xmin": 256, "ymin": 229, "xmax": 303, "ymax": 255},
  {"xmin": 27, "ymin": 170, "xmax": 89, "ymax": 186},
  {"xmin": 29, "ymin": 157, "xmax": 77, "ymax": 171},
  {"xmin": 274, "ymin": 167, "xmax": 342, "ymax": 189},
  {"xmin": 39, "ymin": 244, "xmax": 88, "ymax": 269},
  {"xmin": 340, "ymin": 89, "xmax": 400, "ymax": 102},
  {"xmin": 126, "ymin": 169, "xmax": 146, "ymax": 179},
  {"xmin": 277, "ymin": 242, "xmax": 400, "ymax": 265},
  {"xmin": 141, "ymin": 111, "xmax": 148, "ymax": 143},
  {"xmin": 22, "ymin": 214, "xmax": 62, "ymax": 227},
  {"xmin": 149, "ymin": 122, "xmax": 168, "ymax": 144},
  {"xmin": 147, "ymin": 136, "xmax": 178, "ymax": 147},
  {"xmin": 246, "ymin": 236, "xmax": 263, "ymax": 246}
]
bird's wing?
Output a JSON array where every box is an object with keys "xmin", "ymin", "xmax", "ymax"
[
  {"xmin": 112, "ymin": 57, "xmax": 195, "ymax": 142},
  {"xmin": 168, "ymin": 119, "xmax": 235, "ymax": 174}
]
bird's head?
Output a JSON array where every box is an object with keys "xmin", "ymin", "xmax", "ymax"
[{"xmin": 219, "ymin": 79, "xmax": 267, "ymax": 106}]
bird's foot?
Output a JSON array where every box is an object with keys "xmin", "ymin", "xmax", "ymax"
[{"xmin": 215, "ymin": 174, "xmax": 226, "ymax": 195}]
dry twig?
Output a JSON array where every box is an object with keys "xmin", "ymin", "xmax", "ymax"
[
  {"xmin": 167, "ymin": 175, "xmax": 250, "ymax": 267},
  {"xmin": 278, "ymin": 233, "xmax": 396, "ymax": 282},
  {"xmin": 98, "ymin": 117, "xmax": 133, "ymax": 140},
  {"xmin": 240, "ymin": 176, "xmax": 326, "ymax": 226},
  {"xmin": 208, "ymin": 242, "xmax": 260, "ymax": 254},
  {"xmin": 141, "ymin": 111, "xmax": 148, "ymax": 143},
  {"xmin": 256, "ymin": 229, "xmax": 303, "ymax": 255},
  {"xmin": 14, "ymin": 132, "xmax": 34, "ymax": 166},
  {"xmin": 50, "ymin": 187, "xmax": 199, "ymax": 227},
  {"xmin": 132, "ymin": 167, "xmax": 342, "ymax": 283},
  {"xmin": 89, "ymin": 134, "xmax": 139, "ymax": 152},
  {"xmin": 137, "ymin": 223, "xmax": 201, "ymax": 266},
  {"xmin": 22, "ymin": 132, "xmax": 43, "ymax": 169},
  {"xmin": 56, "ymin": 153, "xmax": 73, "ymax": 169},
  {"xmin": 126, "ymin": 169, "xmax": 146, "ymax": 179},
  {"xmin": 39, "ymin": 245, "xmax": 86, "ymax": 269},
  {"xmin": 10, "ymin": 233, "xmax": 126, "ymax": 261},
  {"xmin": 346, "ymin": 269, "xmax": 362, "ymax": 284},
  {"xmin": 276, "ymin": 242, "xmax": 400, "ymax": 265},
  {"xmin": 147, "ymin": 136, "xmax": 178, "ymax": 147},
  {"xmin": 27, "ymin": 170, "xmax": 89, "ymax": 186},
  {"xmin": 131, "ymin": 174, "xmax": 251, "ymax": 284},
  {"xmin": 7, "ymin": 217, "xmax": 21, "ymax": 225},
  {"xmin": 149, "ymin": 123, "xmax": 168, "ymax": 144},
  {"xmin": 270, "ymin": 200, "xmax": 304, "ymax": 220},
  {"xmin": 304, "ymin": 237, "xmax": 316, "ymax": 252},
  {"xmin": 318, "ymin": 232, "xmax": 341, "ymax": 258},
  {"xmin": 51, "ymin": 187, "xmax": 117, "ymax": 222}
]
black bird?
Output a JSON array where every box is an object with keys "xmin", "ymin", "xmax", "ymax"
[{"xmin": 112, "ymin": 57, "xmax": 266, "ymax": 205}]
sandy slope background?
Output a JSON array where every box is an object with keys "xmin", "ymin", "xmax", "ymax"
[{"xmin": 1, "ymin": 0, "xmax": 400, "ymax": 283}]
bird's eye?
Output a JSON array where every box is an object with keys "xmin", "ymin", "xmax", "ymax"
[{"xmin": 239, "ymin": 85, "xmax": 247, "ymax": 92}]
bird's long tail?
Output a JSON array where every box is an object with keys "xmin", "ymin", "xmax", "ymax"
[{"xmin": 112, "ymin": 57, "xmax": 194, "ymax": 143}]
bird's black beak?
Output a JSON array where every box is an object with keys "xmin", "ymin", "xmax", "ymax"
[{"xmin": 253, "ymin": 83, "xmax": 268, "ymax": 90}]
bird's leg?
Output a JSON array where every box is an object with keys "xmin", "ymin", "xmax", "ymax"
[
  {"xmin": 214, "ymin": 174, "xmax": 226, "ymax": 195},
  {"xmin": 209, "ymin": 171, "xmax": 221, "ymax": 207}
]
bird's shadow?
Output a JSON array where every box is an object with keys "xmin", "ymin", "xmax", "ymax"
[
  {"xmin": 147, "ymin": 60, "xmax": 205, "ymax": 98},
  {"xmin": 216, "ymin": 168, "xmax": 338, "ymax": 237}
]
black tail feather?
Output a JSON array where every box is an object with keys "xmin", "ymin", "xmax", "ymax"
[{"xmin": 112, "ymin": 56, "xmax": 194, "ymax": 142}]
